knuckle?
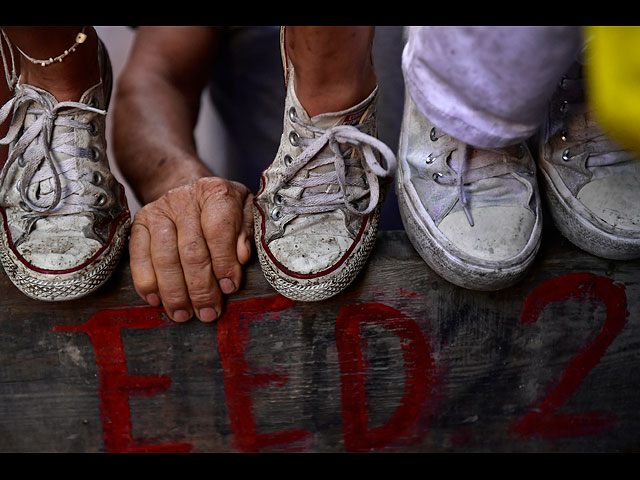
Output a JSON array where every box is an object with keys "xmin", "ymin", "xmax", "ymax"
[
  {"xmin": 132, "ymin": 275, "xmax": 157, "ymax": 294},
  {"xmin": 186, "ymin": 286, "xmax": 219, "ymax": 307},
  {"xmin": 179, "ymin": 239, "xmax": 211, "ymax": 268}
]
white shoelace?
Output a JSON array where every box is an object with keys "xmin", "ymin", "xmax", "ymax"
[
  {"xmin": 0, "ymin": 85, "xmax": 106, "ymax": 216},
  {"xmin": 428, "ymin": 127, "xmax": 528, "ymax": 227},
  {"xmin": 274, "ymin": 120, "xmax": 396, "ymax": 219}
]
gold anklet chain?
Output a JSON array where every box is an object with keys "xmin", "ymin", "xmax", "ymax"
[{"xmin": 14, "ymin": 27, "xmax": 87, "ymax": 67}]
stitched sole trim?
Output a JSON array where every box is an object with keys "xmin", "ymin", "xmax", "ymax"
[{"xmin": 0, "ymin": 216, "xmax": 131, "ymax": 301}]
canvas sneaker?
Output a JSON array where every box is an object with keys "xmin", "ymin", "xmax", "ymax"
[
  {"xmin": 538, "ymin": 61, "xmax": 640, "ymax": 259},
  {"xmin": 253, "ymin": 29, "xmax": 396, "ymax": 301},
  {"xmin": 0, "ymin": 40, "xmax": 131, "ymax": 301},
  {"xmin": 396, "ymin": 90, "xmax": 543, "ymax": 291}
]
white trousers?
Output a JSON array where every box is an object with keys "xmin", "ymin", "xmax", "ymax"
[{"xmin": 402, "ymin": 26, "xmax": 583, "ymax": 148}]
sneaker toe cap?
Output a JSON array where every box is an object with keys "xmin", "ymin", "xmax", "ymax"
[
  {"xmin": 268, "ymin": 233, "xmax": 354, "ymax": 275},
  {"xmin": 17, "ymin": 235, "xmax": 102, "ymax": 271},
  {"xmin": 577, "ymin": 174, "xmax": 640, "ymax": 231},
  {"xmin": 439, "ymin": 206, "xmax": 537, "ymax": 262}
]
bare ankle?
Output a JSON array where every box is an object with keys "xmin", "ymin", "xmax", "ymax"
[
  {"xmin": 286, "ymin": 26, "xmax": 377, "ymax": 117},
  {"xmin": 7, "ymin": 26, "xmax": 101, "ymax": 103}
]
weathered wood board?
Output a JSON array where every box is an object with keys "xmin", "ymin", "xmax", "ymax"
[{"xmin": 0, "ymin": 225, "xmax": 639, "ymax": 453}]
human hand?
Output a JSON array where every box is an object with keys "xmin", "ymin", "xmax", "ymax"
[{"xmin": 129, "ymin": 177, "xmax": 254, "ymax": 322}]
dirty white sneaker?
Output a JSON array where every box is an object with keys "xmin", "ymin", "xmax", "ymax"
[
  {"xmin": 396, "ymin": 91, "xmax": 543, "ymax": 291},
  {"xmin": 539, "ymin": 61, "xmax": 640, "ymax": 259},
  {"xmin": 0, "ymin": 40, "xmax": 131, "ymax": 301},
  {"xmin": 253, "ymin": 30, "xmax": 396, "ymax": 301}
]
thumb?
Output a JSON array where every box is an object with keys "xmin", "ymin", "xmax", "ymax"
[{"xmin": 236, "ymin": 192, "xmax": 255, "ymax": 265}]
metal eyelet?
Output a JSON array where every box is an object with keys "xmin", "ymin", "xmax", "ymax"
[
  {"xmin": 88, "ymin": 121, "xmax": 99, "ymax": 136},
  {"xmin": 284, "ymin": 154, "xmax": 293, "ymax": 166},
  {"xmin": 429, "ymin": 127, "xmax": 438, "ymax": 142},
  {"xmin": 271, "ymin": 207, "xmax": 283, "ymax": 220},
  {"xmin": 288, "ymin": 107, "xmax": 297, "ymax": 123},
  {"xmin": 95, "ymin": 193, "xmax": 106, "ymax": 206},
  {"xmin": 425, "ymin": 154, "xmax": 434, "ymax": 164},
  {"xmin": 91, "ymin": 171, "xmax": 103, "ymax": 185},
  {"xmin": 560, "ymin": 100, "xmax": 568, "ymax": 114},
  {"xmin": 562, "ymin": 148, "xmax": 571, "ymax": 162},
  {"xmin": 560, "ymin": 130, "xmax": 568, "ymax": 142},
  {"xmin": 289, "ymin": 130, "xmax": 300, "ymax": 147},
  {"xmin": 18, "ymin": 155, "xmax": 25, "ymax": 168},
  {"xmin": 274, "ymin": 193, "xmax": 284, "ymax": 205},
  {"xmin": 90, "ymin": 147, "xmax": 101, "ymax": 161},
  {"xmin": 432, "ymin": 172, "xmax": 443, "ymax": 182}
]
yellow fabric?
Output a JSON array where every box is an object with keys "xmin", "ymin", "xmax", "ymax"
[{"xmin": 586, "ymin": 26, "xmax": 640, "ymax": 155}]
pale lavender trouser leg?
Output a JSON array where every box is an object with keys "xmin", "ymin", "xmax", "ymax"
[{"xmin": 402, "ymin": 26, "xmax": 583, "ymax": 149}]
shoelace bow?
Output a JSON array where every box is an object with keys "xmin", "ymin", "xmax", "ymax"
[
  {"xmin": 275, "ymin": 117, "xmax": 396, "ymax": 219},
  {"xmin": 0, "ymin": 84, "xmax": 107, "ymax": 216},
  {"xmin": 429, "ymin": 128, "xmax": 529, "ymax": 227}
]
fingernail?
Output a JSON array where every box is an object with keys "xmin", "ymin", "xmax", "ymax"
[
  {"xmin": 219, "ymin": 278, "xmax": 236, "ymax": 294},
  {"xmin": 146, "ymin": 293, "xmax": 161, "ymax": 307},
  {"xmin": 199, "ymin": 307, "xmax": 218, "ymax": 322},
  {"xmin": 173, "ymin": 310, "xmax": 191, "ymax": 322}
]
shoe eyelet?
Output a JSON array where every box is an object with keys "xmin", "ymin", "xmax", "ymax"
[
  {"xmin": 274, "ymin": 193, "xmax": 284, "ymax": 205},
  {"xmin": 425, "ymin": 154, "xmax": 434, "ymax": 164},
  {"xmin": 284, "ymin": 154, "xmax": 293, "ymax": 166},
  {"xmin": 429, "ymin": 127, "xmax": 438, "ymax": 142},
  {"xmin": 90, "ymin": 147, "xmax": 101, "ymax": 161},
  {"xmin": 432, "ymin": 172, "xmax": 443, "ymax": 182},
  {"xmin": 95, "ymin": 193, "xmax": 106, "ymax": 206},
  {"xmin": 562, "ymin": 148, "xmax": 571, "ymax": 162},
  {"xmin": 560, "ymin": 100, "xmax": 568, "ymax": 114},
  {"xmin": 288, "ymin": 107, "xmax": 297, "ymax": 123},
  {"xmin": 91, "ymin": 171, "xmax": 103, "ymax": 185},
  {"xmin": 289, "ymin": 130, "xmax": 300, "ymax": 147},
  {"xmin": 560, "ymin": 130, "xmax": 568, "ymax": 142},
  {"xmin": 18, "ymin": 155, "xmax": 25, "ymax": 168},
  {"xmin": 271, "ymin": 207, "xmax": 283, "ymax": 220},
  {"xmin": 88, "ymin": 121, "xmax": 99, "ymax": 136}
]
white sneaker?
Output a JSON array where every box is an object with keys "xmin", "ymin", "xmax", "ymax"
[
  {"xmin": 539, "ymin": 61, "xmax": 640, "ymax": 259},
  {"xmin": 396, "ymin": 91, "xmax": 543, "ymax": 291},
  {"xmin": 0, "ymin": 41, "xmax": 131, "ymax": 300},
  {"xmin": 253, "ymin": 29, "xmax": 396, "ymax": 301}
]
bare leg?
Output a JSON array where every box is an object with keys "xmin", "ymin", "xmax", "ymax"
[
  {"xmin": 1, "ymin": 26, "xmax": 100, "ymax": 103},
  {"xmin": 285, "ymin": 26, "xmax": 376, "ymax": 117}
]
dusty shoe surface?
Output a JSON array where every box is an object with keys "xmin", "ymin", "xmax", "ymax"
[
  {"xmin": 396, "ymin": 91, "xmax": 542, "ymax": 291},
  {"xmin": 539, "ymin": 62, "xmax": 640, "ymax": 260},
  {"xmin": 254, "ymin": 64, "xmax": 395, "ymax": 301},
  {"xmin": 0, "ymin": 42, "xmax": 130, "ymax": 301}
]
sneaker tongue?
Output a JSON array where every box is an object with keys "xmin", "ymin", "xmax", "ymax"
[{"xmin": 290, "ymin": 80, "xmax": 370, "ymax": 130}]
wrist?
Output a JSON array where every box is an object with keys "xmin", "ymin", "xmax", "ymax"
[{"xmin": 136, "ymin": 154, "xmax": 214, "ymax": 205}]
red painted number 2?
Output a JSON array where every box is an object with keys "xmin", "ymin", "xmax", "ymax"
[{"xmin": 511, "ymin": 273, "xmax": 629, "ymax": 439}]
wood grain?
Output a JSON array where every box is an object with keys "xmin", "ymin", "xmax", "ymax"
[{"xmin": 0, "ymin": 227, "xmax": 638, "ymax": 452}]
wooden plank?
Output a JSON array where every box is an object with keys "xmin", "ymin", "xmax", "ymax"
[{"xmin": 0, "ymin": 225, "xmax": 639, "ymax": 453}]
